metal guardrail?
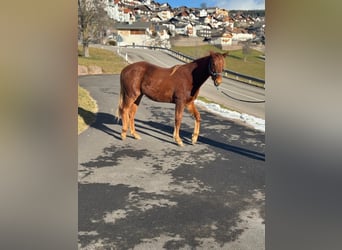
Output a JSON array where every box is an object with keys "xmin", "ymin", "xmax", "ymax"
[{"xmin": 124, "ymin": 45, "xmax": 265, "ymax": 88}]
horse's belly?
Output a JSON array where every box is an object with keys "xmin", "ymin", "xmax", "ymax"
[
  {"xmin": 142, "ymin": 81, "xmax": 174, "ymax": 103},
  {"xmin": 145, "ymin": 92, "xmax": 174, "ymax": 103}
]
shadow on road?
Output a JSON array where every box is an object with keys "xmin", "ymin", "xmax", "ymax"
[
  {"xmin": 79, "ymin": 182, "xmax": 249, "ymax": 249},
  {"xmin": 134, "ymin": 118, "xmax": 265, "ymax": 161},
  {"xmin": 79, "ymin": 107, "xmax": 122, "ymax": 140},
  {"xmin": 198, "ymin": 136, "xmax": 265, "ymax": 161},
  {"xmin": 79, "ymin": 108, "xmax": 264, "ymax": 161},
  {"xmin": 92, "ymin": 112, "xmax": 122, "ymax": 140},
  {"xmin": 78, "ymin": 107, "xmax": 96, "ymax": 126}
]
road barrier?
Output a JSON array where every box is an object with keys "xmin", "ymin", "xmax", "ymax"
[{"xmin": 125, "ymin": 45, "xmax": 265, "ymax": 88}]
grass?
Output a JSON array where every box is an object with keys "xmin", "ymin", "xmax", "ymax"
[
  {"xmin": 171, "ymin": 45, "xmax": 265, "ymax": 80},
  {"xmin": 78, "ymin": 45, "xmax": 127, "ymax": 74},
  {"xmin": 78, "ymin": 46, "xmax": 126, "ymax": 134},
  {"xmin": 78, "ymin": 85, "xmax": 98, "ymax": 134}
]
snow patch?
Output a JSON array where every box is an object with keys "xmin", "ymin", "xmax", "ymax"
[{"xmin": 195, "ymin": 100, "xmax": 265, "ymax": 132}]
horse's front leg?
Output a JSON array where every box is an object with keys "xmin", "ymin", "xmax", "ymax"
[
  {"xmin": 187, "ymin": 102, "xmax": 201, "ymax": 144},
  {"xmin": 173, "ymin": 103, "xmax": 185, "ymax": 146}
]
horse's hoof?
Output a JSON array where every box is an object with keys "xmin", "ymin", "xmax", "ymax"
[
  {"xmin": 192, "ymin": 134, "xmax": 198, "ymax": 144},
  {"xmin": 173, "ymin": 135, "xmax": 184, "ymax": 146},
  {"xmin": 192, "ymin": 137, "xmax": 198, "ymax": 145},
  {"xmin": 133, "ymin": 134, "xmax": 141, "ymax": 140},
  {"xmin": 175, "ymin": 140, "xmax": 184, "ymax": 147},
  {"xmin": 121, "ymin": 134, "xmax": 127, "ymax": 140}
]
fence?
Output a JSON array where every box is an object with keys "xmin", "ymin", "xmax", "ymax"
[{"xmin": 125, "ymin": 45, "xmax": 265, "ymax": 88}]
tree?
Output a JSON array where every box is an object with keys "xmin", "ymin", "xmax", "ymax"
[
  {"xmin": 78, "ymin": 0, "xmax": 109, "ymax": 57},
  {"xmin": 200, "ymin": 3, "xmax": 207, "ymax": 9},
  {"xmin": 242, "ymin": 39, "xmax": 252, "ymax": 62}
]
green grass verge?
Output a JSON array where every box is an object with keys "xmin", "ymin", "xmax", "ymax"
[
  {"xmin": 171, "ymin": 45, "xmax": 265, "ymax": 80},
  {"xmin": 78, "ymin": 85, "xmax": 98, "ymax": 134},
  {"xmin": 78, "ymin": 46, "xmax": 127, "ymax": 74}
]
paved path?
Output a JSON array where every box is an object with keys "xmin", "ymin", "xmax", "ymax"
[{"xmin": 78, "ymin": 74, "xmax": 265, "ymax": 249}]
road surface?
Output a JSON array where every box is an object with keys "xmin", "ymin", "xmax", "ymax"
[{"xmin": 78, "ymin": 71, "xmax": 265, "ymax": 249}]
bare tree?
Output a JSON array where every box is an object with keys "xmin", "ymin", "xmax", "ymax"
[{"xmin": 78, "ymin": 0, "xmax": 109, "ymax": 57}]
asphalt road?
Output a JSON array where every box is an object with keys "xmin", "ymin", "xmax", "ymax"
[{"xmin": 78, "ymin": 72, "xmax": 265, "ymax": 249}]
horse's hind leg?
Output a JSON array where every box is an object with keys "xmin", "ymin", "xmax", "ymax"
[
  {"xmin": 121, "ymin": 98, "xmax": 134, "ymax": 140},
  {"xmin": 129, "ymin": 95, "xmax": 143, "ymax": 140},
  {"xmin": 121, "ymin": 106, "xmax": 129, "ymax": 140},
  {"xmin": 187, "ymin": 102, "xmax": 201, "ymax": 144}
]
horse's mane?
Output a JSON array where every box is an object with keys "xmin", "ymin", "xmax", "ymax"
[
  {"xmin": 169, "ymin": 55, "xmax": 210, "ymax": 77},
  {"xmin": 170, "ymin": 65, "xmax": 181, "ymax": 76},
  {"xmin": 194, "ymin": 54, "xmax": 211, "ymax": 63}
]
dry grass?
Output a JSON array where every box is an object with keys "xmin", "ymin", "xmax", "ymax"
[
  {"xmin": 78, "ymin": 46, "xmax": 127, "ymax": 74},
  {"xmin": 78, "ymin": 85, "xmax": 98, "ymax": 134}
]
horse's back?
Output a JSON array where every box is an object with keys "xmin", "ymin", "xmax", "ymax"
[
  {"xmin": 121, "ymin": 61, "xmax": 174, "ymax": 86},
  {"xmin": 121, "ymin": 61, "xmax": 149, "ymax": 79}
]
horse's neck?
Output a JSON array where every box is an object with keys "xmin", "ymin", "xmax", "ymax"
[{"xmin": 192, "ymin": 56, "xmax": 211, "ymax": 87}]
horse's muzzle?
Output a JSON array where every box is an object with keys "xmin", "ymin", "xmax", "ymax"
[{"xmin": 214, "ymin": 78, "xmax": 222, "ymax": 86}]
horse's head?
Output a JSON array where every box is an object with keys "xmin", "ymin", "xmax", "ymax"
[{"xmin": 208, "ymin": 51, "xmax": 229, "ymax": 87}]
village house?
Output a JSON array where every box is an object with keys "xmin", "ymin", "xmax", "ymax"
[
  {"xmin": 199, "ymin": 9, "xmax": 208, "ymax": 18},
  {"xmin": 211, "ymin": 31, "xmax": 233, "ymax": 49},
  {"xmin": 157, "ymin": 9, "xmax": 174, "ymax": 21},
  {"xmin": 102, "ymin": 0, "xmax": 264, "ymax": 48},
  {"xmin": 174, "ymin": 22, "xmax": 195, "ymax": 36},
  {"xmin": 114, "ymin": 21, "xmax": 152, "ymax": 46},
  {"xmin": 231, "ymin": 27, "xmax": 255, "ymax": 42},
  {"xmin": 134, "ymin": 5, "xmax": 151, "ymax": 20}
]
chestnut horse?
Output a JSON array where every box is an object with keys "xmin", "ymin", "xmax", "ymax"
[{"xmin": 116, "ymin": 51, "xmax": 228, "ymax": 146}]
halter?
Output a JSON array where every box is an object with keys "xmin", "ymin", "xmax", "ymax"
[{"xmin": 208, "ymin": 59, "xmax": 222, "ymax": 77}]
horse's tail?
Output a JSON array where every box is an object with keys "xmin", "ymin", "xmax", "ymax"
[{"xmin": 115, "ymin": 75, "xmax": 124, "ymax": 121}]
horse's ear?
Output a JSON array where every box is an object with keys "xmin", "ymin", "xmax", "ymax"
[
  {"xmin": 209, "ymin": 50, "xmax": 215, "ymax": 56},
  {"xmin": 222, "ymin": 52, "xmax": 229, "ymax": 57}
]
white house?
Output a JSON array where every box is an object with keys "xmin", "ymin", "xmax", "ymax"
[
  {"xmin": 186, "ymin": 23, "xmax": 196, "ymax": 37},
  {"xmin": 114, "ymin": 22, "xmax": 151, "ymax": 46},
  {"xmin": 162, "ymin": 23, "xmax": 176, "ymax": 35},
  {"xmin": 150, "ymin": 15, "xmax": 163, "ymax": 22},
  {"xmin": 174, "ymin": 23, "xmax": 188, "ymax": 35},
  {"xmin": 211, "ymin": 32, "xmax": 233, "ymax": 49},
  {"xmin": 104, "ymin": 0, "xmax": 119, "ymax": 20},
  {"xmin": 204, "ymin": 15, "xmax": 211, "ymax": 24},
  {"xmin": 189, "ymin": 13, "xmax": 198, "ymax": 21},
  {"xmin": 232, "ymin": 29, "xmax": 255, "ymax": 42},
  {"xmin": 104, "ymin": 0, "xmax": 135, "ymax": 23},
  {"xmin": 195, "ymin": 24, "xmax": 211, "ymax": 37},
  {"xmin": 226, "ymin": 17, "xmax": 234, "ymax": 29},
  {"xmin": 174, "ymin": 23, "xmax": 196, "ymax": 37},
  {"xmin": 157, "ymin": 10, "xmax": 174, "ymax": 21},
  {"xmin": 158, "ymin": 29, "xmax": 170, "ymax": 41},
  {"xmin": 199, "ymin": 9, "xmax": 207, "ymax": 18}
]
